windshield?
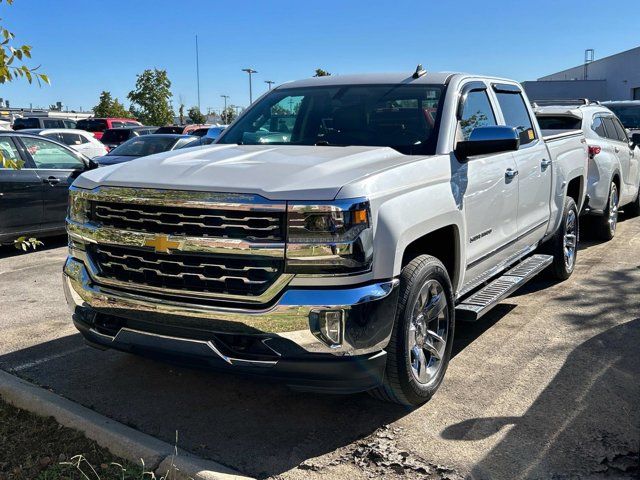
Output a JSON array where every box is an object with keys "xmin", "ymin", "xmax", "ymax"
[
  {"xmin": 605, "ymin": 105, "xmax": 640, "ymax": 129},
  {"xmin": 102, "ymin": 129, "xmax": 132, "ymax": 143},
  {"xmin": 536, "ymin": 115, "xmax": 582, "ymax": 130},
  {"xmin": 77, "ymin": 119, "xmax": 108, "ymax": 132},
  {"xmin": 109, "ymin": 136, "xmax": 177, "ymax": 156},
  {"xmin": 218, "ymin": 84, "xmax": 445, "ymax": 155}
]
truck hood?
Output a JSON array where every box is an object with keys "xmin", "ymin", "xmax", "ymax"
[{"xmin": 74, "ymin": 144, "xmax": 421, "ymax": 200}]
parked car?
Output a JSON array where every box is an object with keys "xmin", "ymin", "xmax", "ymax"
[
  {"xmin": 94, "ymin": 134, "xmax": 199, "ymax": 166},
  {"xmin": 155, "ymin": 125, "xmax": 185, "ymax": 134},
  {"xmin": 76, "ymin": 118, "xmax": 142, "ymax": 140},
  {"xmin": 13, "ymin": 117, "xmax": 77, "ymax": 130},
  {"xmin": 187, "ymin": 126, "xmax": 227, "ymax": 144},
  {"xmin": 535, "ymin": 103, "xmax": 640, "ymax": 239},
  {"xmin": 100, "ymin": 126, "xmax": 158, "ymax": 150},
  {"xmin": 65, "ymin": 70, "xmax": 588, "ymax": 406},
  {"xmin": 601, "ymin": 101, "xmax": 640, "ymax": 136},
  {"xmin": 20, "ymin": 128, "xmax": 108, "ymax": 159},
  {"xmin": 0, "ymin": 132, "xmax": 95, "ymax": 244}
]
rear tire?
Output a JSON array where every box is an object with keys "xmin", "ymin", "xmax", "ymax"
[
  {"xmin": 542, "ymin": 196, "xmax": 579, "ymax": 281},
  {"xmin": 594, "ymin": 182, "xmax": 619, "ymax": 240},
  {"xmin": 626, "ymin": 187, "xmax": 640, "ymax": 218},
  {"xmin": 369, "ymin": 255, "xmax": 455, "ymax": 406}
]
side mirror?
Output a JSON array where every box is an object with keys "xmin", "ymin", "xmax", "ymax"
[
  {"xmin": 631, "ymin": 133, "xmax": 640, "ymax": 149},
  {"xmin": 455, "ymin": 126, "xmax": 520, "ymax": 161}
]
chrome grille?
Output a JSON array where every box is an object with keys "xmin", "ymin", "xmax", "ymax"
[
  {"xmin": 90, "ymin": 201, "xmax": 285, "ymax": 241},
  {"xmin": 90, "ymin": 244, "xmax": 283, "ymax": 297}
]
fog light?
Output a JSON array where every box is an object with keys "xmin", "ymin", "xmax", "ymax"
[{"xmin": 309, "ymin": 309, "xmax": 344, "ymax": 347}]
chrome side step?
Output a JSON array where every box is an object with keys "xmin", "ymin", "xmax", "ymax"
[{"xmin": 455, "ymin": 254, "xmax": 553, "ymax": 322}]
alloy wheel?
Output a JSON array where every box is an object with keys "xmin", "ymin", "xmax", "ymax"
[
  {"xmin": 563, "ymin": 208, "xmax": 577, "ymax": 271},
  {"xmin": 608, "ymin": 185, "xmax": 619, "ymax": 236}
]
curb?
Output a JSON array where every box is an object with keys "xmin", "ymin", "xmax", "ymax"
[{"xmin": 0, "ymin": 369, "xmax": 254, "ymax": 480}]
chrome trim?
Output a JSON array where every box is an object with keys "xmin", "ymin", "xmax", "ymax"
[{"xmin": 64, "ymin": 256, "xmax": 399, "ymax": 356}]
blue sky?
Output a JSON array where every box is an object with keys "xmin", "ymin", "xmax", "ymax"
[{"xmin": 1, "ymin": 0, "xmax": 638, "ymax": 114}]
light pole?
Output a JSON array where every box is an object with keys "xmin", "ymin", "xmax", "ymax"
[
  {"xmin": 220, "ymin": 94, "xmax": 229, "ymax": 113},
  {"xmin": 195, "ymin": 35, "xmax": 201, "ymax": 111},
  {"xmin": 242, "ymin": 68, "xmax": 258, "ymax": 104},
  {"xmin": 264, "ymin": 80, "xmax": 275, "ymax": 90}
]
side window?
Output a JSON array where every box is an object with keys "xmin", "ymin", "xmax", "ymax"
[
  {"xmin": 612, "ymin": 118, "xmax": 628, "ymax": 143},
  {"xmin": 42, "ymin": 132, "xmax": 64, "ymax": 143},
  {"xmin": 20, "ymin": 137, "xmax": 85, "ymax": 170},
  {"xmin": 111, "ymin": 121, "xmax": 125, "ymax": 128},
  {"xmin": 591, "ymin": 116, "xmax": 607, "ymax": 137},
  {"xmin": 602, "ymin": 118, "xmax": 619, "ymax": 141},
  {"xmin": 0, "ymin": 137, "xmax": 22, "ymax": 168},
  {"xmin": 496, "ymin": 91, "xmax": 537, "ymax": 145},
  {"xmin": 459, "ymin": 90, "xmax": 497, "ymax": 140},
  {"xmin": 60, "ymin": 132, "xmax": 83, "ymax": 146}
]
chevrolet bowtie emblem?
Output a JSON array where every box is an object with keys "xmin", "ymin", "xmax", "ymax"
[{"xmin": 144, "ymin": 235, "xmax": 182, "ymax": 254}]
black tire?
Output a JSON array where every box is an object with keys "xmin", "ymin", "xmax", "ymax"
[
  {"xmin": 594, "ymin": 182, "xmax": 619, "ymax": 240},
  {"xmin": 369, "ymin": 255, "xmax": 455, "ymax": 406},
  {"xmin": 542, "ymin": 196, "xmax": 579, "ymax": 280},
  {"xmin": 626, "ymin": 187, "xmax": 640, "ymax": 218}
]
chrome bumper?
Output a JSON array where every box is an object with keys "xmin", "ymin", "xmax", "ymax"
[{"xmin": 64, "ymin": 256, "xmax": 399, "ymax": 358}]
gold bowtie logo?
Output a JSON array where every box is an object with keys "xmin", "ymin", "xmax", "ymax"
[{"xmin": 144, "ymin": 235, "xmax": 182, "ymax": 254}]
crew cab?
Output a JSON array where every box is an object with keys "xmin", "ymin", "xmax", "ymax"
[
  {"xmin": 63, "ymin": 69, "xmax": 588, "ymax": 406},
  {"xmin": 535, "ymin": 102, "xmax": 640, "ymax": 239}
]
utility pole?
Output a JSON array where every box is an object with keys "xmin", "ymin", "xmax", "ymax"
[
  {"xmin": 264, "ymin": 80, "xmax": 275, "ymax": 90},
  {"xmin": 220, "ymin": 94, "xmax": 229, "ymax": 113},
  {"xmin": 242, "ymin": 68, "xmax": 258, "ymax": 104},
  {"xmin": 195, "ymin": 35, "xmax": 201, "ymax": 111}
]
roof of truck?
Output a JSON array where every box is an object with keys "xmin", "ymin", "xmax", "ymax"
[{"xmin": 278, "ymin": 71, "xmax": 461, "ymax": 88}]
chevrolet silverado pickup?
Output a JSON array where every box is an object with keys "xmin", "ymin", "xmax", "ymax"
[{"xmin": 64, "ymin": 69, "xmax": 588, "ymax": 406}]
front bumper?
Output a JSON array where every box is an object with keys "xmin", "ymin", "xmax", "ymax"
[{"xmin": 64, "ymin": 256, "xmax": 399, "ymax": 392}]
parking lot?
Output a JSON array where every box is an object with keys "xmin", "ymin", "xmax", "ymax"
[{"xmin": 0, "ymin": 216, "xmax": 637, "ymax": 479}]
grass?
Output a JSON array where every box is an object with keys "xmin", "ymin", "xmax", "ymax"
[{"xmin": 0, "ymin": 397, "xmax": 156, "ymax": 479}]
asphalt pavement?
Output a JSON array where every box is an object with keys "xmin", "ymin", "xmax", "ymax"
[{"xmin": 1, "ymin": 217, "xmax": 638, "ymax": 479}]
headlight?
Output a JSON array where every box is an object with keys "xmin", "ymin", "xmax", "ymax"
[
  {"xmin": 286, "ymin": 199, "xmax": 373, "ymax": 275},
  {"xmin": 68, "ymin": 188, "xmax": 90, "ymax": 223}
]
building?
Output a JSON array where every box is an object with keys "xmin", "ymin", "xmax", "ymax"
[{"xmin": 523, "ymin": 46, "xmax": 640, "ymax": 102}]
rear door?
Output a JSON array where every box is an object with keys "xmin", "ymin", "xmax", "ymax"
[
  {"xmin": 494, "ymin": 84, "xmax": 552, "ymax": 245},
  {"xmin": 18, "ymin": 136, "xmax": 86, "ymax": 229},
  {"xmin": 609, "ymin": 117, "xmax": 637, "ymax": 200},
  {"xmin": 0, "ymin": 136, "xmax": 44, "ymax": 237}
]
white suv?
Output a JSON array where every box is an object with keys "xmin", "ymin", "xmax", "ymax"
[
  {"xmin": 21, "ymin": 128, "xmax": 108, "ymax": 159},
  {"xmin": 536, "ymin": 103, "xmax": 640, "ymax": 239}
]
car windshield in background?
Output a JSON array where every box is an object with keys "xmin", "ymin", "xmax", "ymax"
[
  {"xmin": 77, "ymin": 119, "xmax": 108, "ymax": 132},
  {"xmin": 218, "ymin": 84, "xmax": 446, "ymax": 155},
  {"xmin": 605, "ymin": 105, "xmax": 640, "ymax": 129},
  {"xmin": 101, "ymin": 129, "xmax": 132, "ymax": 143},
  {"xmin": 156, "ymin": 126, "xmax": 184, "ymax": 134},
  {"xmin": 536, "ymin": 115, "xmax": 582, "ymax": 130},
  {"xmin": 109, "ymin": 136, "xmax": 177, "ymax": 156}
]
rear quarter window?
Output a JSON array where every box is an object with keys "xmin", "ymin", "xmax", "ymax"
[{"xmin": 536, "ymin": 115, "xmax": 582, "ymax": 130}]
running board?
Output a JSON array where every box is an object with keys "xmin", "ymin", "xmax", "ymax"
[{"xmin": 455, "ymin": 254, "xmax": 553, "ymax": 322}]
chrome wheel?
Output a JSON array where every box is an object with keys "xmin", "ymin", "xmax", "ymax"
[
  {"xmin": 563, "ymin": 208, "xmax": 577, "ymax": 271},
  {"xmin": 407, "ymin": 279, "xmax": 449, "ymax": 386},
  {"xmin": 608, "ymin": 185, "xmax": 619, "ymax": 236}
]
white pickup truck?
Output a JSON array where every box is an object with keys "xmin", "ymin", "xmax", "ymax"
[{"xmin": 64, "ymin": 69, "xmax": 588, "ymax": 406}]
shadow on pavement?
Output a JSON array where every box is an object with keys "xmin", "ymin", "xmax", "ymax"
[{"xmin": 441, "ymin": 267, "xmax": 640, "ymax": 479}]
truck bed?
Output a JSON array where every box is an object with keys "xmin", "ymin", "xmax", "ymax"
[{"xmin": 541, "ymin": 129, "xmax": 583, "ymax": 142}]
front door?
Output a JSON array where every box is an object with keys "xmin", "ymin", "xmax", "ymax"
[{"xmin": 18, "ymin": 136, "xmax": 86, "ymax": 229}]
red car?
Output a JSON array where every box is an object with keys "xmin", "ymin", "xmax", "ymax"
[{"xmin": 76, "ymin": 118, "xmax": 142, "ymax": 140}]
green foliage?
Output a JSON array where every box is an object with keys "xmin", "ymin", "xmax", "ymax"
[
  {"xmin": 127, "ymin": 68, "xmax": 174, "ymax": 126},
  {"xmin": 13, "ymin": 236, "xmax": 43, "ymax": 251},
  {"xmin": 314, "ymin": 68, "xmax": 331, "ymax": 77},
  {"xmin": 187, "ymin": 106, "xmax": 206, "ymax": 124},
  {"xmin": 93, "ymin": 90, "xmax": 133, "ymax": 118},
  {"xmin": 220, "ymin": 106, "xmax": 237, "ymax": 124}
]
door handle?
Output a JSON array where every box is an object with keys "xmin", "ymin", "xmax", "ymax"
[
  {"xmin": 43, "ymin": 176, "xmax": 61, "ymax": 185},
  {"xmin": 541, "ymin": 159, "xmax": 552, "ymax": 169},
  {"xmin": 505, "ymin": 168, "xmax": 519, "ymax": 179},
  {"xmin": 614, "ymin": 147, "xmax": 620, "ymax": 153}
]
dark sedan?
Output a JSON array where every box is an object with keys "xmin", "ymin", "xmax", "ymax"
[
  {"xmin": 100, "ymin": 126, "xmax": 158, "ymax": 150},
  {"xmin": 95, "ymin": 134, "xmax": 200, "ymax": 166},
  {"xmin": 0, "ymin": 132, "xmax": 96, "ymax": 244}
]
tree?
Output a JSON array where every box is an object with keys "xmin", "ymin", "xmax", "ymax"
[
  {"xmin": 220, "ymin": 106, "xmax": 237, "ymax": 124},
  {"xmin": 127, "ymin": 68, "xmax": 174, "ymax": 126},
  {"xmin": 178, "ymin": 104, "xmax": 185, "ymax": 125},
  {"xmin": 314, "ymin": 68, "xmax": 331, "ymax": 77},
  {"xmin": 188, "ymin": 106, "xmax": 206, "ymax": 124},
  {"xmin": 93, "ymin": 91, "xmax": 133, "ymax": 118}
]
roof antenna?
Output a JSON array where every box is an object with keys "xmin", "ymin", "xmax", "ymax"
[{"xmin": 413, "ymin": 64, "xmax": 427, "ymax": 79}]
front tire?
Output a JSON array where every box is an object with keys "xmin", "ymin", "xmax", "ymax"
[
  {"xmin": 543, "ymin": 196, "xmax": 579, "ymax": 280},
  {"xmin": 594, "ymin": 182, "xmax": 619, "ymax": 240},
  {"xmin": 369, "ymin": 255, "xmax": 455, "ymax": 406}
]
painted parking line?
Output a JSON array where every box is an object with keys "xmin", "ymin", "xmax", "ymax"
[{"xmin": 10, "ymin": 346, "xmax": 88, "ymax": 372}]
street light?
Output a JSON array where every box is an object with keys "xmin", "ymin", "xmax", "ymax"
[
  {"xmin": 220, "ymin": 94, "xmax": 230, "ymax": 113},
  {"xmin": 242, "ymin": 68, "xmax": 258, "ymax": 104},
  {"xmin": 264, "ymin": 80, "xmax": 275, "ymax": 90}
]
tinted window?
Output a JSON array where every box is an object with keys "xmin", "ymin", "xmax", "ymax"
[
  {"xmin": 109, "ymin": 136, "xmax": 177, "ymax": 156},
  {"xmin": 219, "ymin": 84, "xmax": 445, "ymax": 155},
  {"xmin": 77, "ymin": 119, "xmax": 107, "ymax": 132},
  {"xmin": 21, "ymin": 137, "xmax": 85, "ymax": 169},
  {"xmin": 190, "ymin": 128, "xmax": 209, "ymax": 137},
  {"xmin": 43, "ymin": 119, "xmax": 64, "ymax": 128},
  {"xmin": 101, "ymin": 129, "xmax": 132, "ymax": 143},
  {"xmin": 602, "ymin": 117, "xmax": 619, "ymax": 141},
  {"xmin": 156, "ymin": 126, "xmax": 184, "ymax": 134},
  {"xmin": 63, "ymin": 119, "xmax": 77, "ymax": 128},
  {"xmin": 496, "ymin": 92, "xmax": 536, "ymax": 145},
  {"xmin": 42, "ymin": 132, "xmax": 64, "ymax": 143},
  {"xmin": 13, "ymin": 118, "xmax": 40, "ymax": 130},
  {"xmin": 605, "ymin": 104, "xmax": 640, "ymax": 129},
  {"xmin": 536, "ymin": 115, "xmax": 582, "ymax": 130},
  {"xmin": 591, "ymin": 116, "xmax": 607, "ymax": 137},
  {"xmin": 0, "ymin": 137, "xmax": 22, "ymax": 167},
  {"xmin": 60, "ymin": 132, "xmax": 84, "ymax": 146},
  {"xmin": 111, "ymin": 121, "xmax": 126, "ymax": 128},
  {"xmin": 125, "ymin": 121, "xmax": 141, "ymax": 127},
  {"xmin": 459, "ymin": 90, "xmax": 496, "ymax": 140},
  {"xmin": 612, "ymin": 118, "xmax": 628, "ymax": 143}
]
